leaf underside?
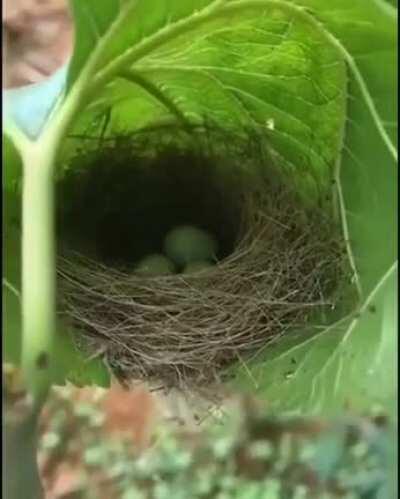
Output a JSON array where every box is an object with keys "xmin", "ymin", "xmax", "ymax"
[{"xmin": 3, "ymin": 0, "xmax": 397, "ymax": 413}]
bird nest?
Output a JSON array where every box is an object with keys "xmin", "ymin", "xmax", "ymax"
[{"xmin": 56, "ymin": 124, "xmax": 348, "ymax": 390}]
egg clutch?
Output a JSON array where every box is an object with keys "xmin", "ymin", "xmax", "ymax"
[{"xmin": 134, "ymin": 225, "xmax": 217, "ymax": 276}]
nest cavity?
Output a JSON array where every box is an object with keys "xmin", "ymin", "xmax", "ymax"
[{"xmin": 56, "ymin": 125, "xmax": 348, "ymax": 389}]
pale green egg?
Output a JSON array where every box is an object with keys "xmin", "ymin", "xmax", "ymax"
[
  {"xmin": 134, "ymin": 254, "xmax": 175, "ymax": 276},
  {"xmin": 164, "ymin": 225, "xmax": 218, "ymax": 267},
  {"xmin": 183, "ymin": 261, "xmax": 214, "ymax": 274}
]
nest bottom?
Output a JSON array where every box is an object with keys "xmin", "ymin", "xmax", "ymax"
[{"xmin": 57, "ymin": 171, "xmax": 346, "ymax": 389}]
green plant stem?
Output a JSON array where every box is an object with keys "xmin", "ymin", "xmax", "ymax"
[
  {"xmin": 21, "ymin": 142, "xmax": 57, "ymax": 403},
  {"xmin": 4, "ymin": 404, "xmax": 44, "ymax": 499}
]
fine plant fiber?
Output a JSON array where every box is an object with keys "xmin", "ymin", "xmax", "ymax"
[{"xmin": 56, "ymin": 123, "xmax": 349, "ymax": 390}]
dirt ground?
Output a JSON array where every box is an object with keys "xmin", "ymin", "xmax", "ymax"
[{"xmin": 38, "ymin": 384, "xmax": 159, "ymax": 499}]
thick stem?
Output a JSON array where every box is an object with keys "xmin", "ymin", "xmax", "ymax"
[{"xmin": 21, "ymin": 143, "xmax": 57, "ymax": 403}]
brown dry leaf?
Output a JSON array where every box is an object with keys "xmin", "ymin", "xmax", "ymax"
[
  {"xmin": 43, "ymin": 461, "xmax": 86, "ymax": 499},
  {"xmin": 101, "ymin": 383, "xmax": 157, "ymax": 451},
  {"xmin": 3, "ymin": 363, "xmax": 26, "ymax": 400}
]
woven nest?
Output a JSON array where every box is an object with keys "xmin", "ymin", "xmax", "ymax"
[{"xmin": 56, "ymin": 125, "xmax": 347, "ymax": 389}]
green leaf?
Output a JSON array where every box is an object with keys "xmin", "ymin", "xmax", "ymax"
[
  {"xmin": 3, "ymin": 0, "xmax": 396, "ymax": 409},
  {"xmin": 65, "ymin": 1, "xmax": 348, "ymax": 197},
  {"xmin": 236, "ymin": 264, "xmax": 397, "ymax": 415},
  {"xmin": 235, "ymin": 1, "xmax": 397, "ymax": 415}
]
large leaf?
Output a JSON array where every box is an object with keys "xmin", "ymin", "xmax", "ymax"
[
  {"xmin": 233, "ymin": 2, "xmax": 397, "ymax": 414},
  {"xmin": 66, "ymin": 1, "xmax": 349, "ymax": 196},
  {"xmin": 3, "ymin": 1, "xmax": 397, "ymax": 413}
]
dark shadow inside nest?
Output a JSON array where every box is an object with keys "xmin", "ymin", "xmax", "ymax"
[
  {"xmin": 55, "ymin": 128, "xmax": 351, "ymax": 390},
  {"xmin": 57, "ymin": 144, "xmax": 243, "ymax": 268}
]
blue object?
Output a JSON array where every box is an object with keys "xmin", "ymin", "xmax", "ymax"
[{"xmin": 3, "ymin": 63, "xmax": 68, "ymax": 140}]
